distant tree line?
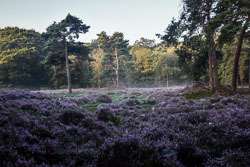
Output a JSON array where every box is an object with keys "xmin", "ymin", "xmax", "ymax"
[
  {"xmin": 0, "ymin": 14, "xmax": 185, "ymax": 92},
  {"xmin": 0, "ymin": 1, "xmax": 250, "ymax": 93}
]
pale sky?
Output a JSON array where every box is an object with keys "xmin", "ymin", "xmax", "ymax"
[{"xmin": 0, "ymin": 0, "xmax": 181, "ymax": 44}]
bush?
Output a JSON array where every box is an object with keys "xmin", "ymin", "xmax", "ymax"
[
  {"xmin": 1, "ymin": 90, "xmax": 250, "ymax": 166},
  {"xmin": 59, "ymin": 110, "xmax": 85, "ymax": 125},
  {"xmin": 97, "ymin": 135, "xmax": 164, "ymax": 167},
  {"xmin": 177, "ymin": 141, "xmax": 206, "ymax": 167},
  {"xmin": 85, "ymin": 94, "xmax": 112, "ymax": 103}
]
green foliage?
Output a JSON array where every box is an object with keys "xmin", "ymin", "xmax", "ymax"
[
  {"xmin": 159, "ymin": 0, "xmax": 224, "ymax": 86},
  {"xmin": 177, "ymin": 36, "xmax": 210, "ymax": 81},
  {"xmin": 43, "ymin": 14, "xmax": 90, "ymax": 89},
  {"xmin": 214, "ymin": 0, "xmax": 250, "ymax": 46},
  {"xmin": 89, "ymin": 48, "xmax": 104, "ymax": 88},
  {"xmin": 80, "ymin": 101, "xmax": 102, "ymax": 112},
  {"xmin": 154, "ymin": 45, "xmax": 183, "ymax": 86},
  {"xmin": 129, "ymin": 40, "xmax": 185, "ymax": 86},
  {"xmin": 0, "ymin": 27, "xmax": 46, "ymax": 88},
  {"xmin": 89, "ymin": 31, "xmax": 133, "ymax": 87},
  {"xmin": 130, "ymin": 39, "xmax": 158, "ymax": 85},
  {"xmin": 218, "ymin": 40, "xmax": 249, "ymax": 85},
  {"xmin": 44, "ymin": 13, "xmax": 90, "ymax": 41}
]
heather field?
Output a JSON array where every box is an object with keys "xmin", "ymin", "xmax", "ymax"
[{"xmin": 1, "ymin": 87, "xmax": 250, "ymax": 167}]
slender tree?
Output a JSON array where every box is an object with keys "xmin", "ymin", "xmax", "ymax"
[
  {"xmin": 231, "ymin": 3, "xmax": 250, "ymax": 92},
  {"xmin": 44, "ymin": 14, "xmax": 90, "ymax": 93},
  {"xmin": 109, "ymin": 32, "xmax": 129, "ymax": 88},
  {"xmin": 91, "ymin": 31, "xmax": 129, "ymax": 88},
  {"xmin": 214, "ymin": 0, "xmax": 250, "ymax": 92},
  {"xmin": 249, "ymin": 54, "xmax": 250, "ymax": 91}
]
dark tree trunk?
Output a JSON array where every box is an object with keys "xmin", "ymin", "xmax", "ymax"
[
  {"xmin": 212, "ymin": 51, "xmax": 219, "ymax": 88},
  {"xmin": 64, "ymin": 38, "xmax": 72, "ymax": 93},
  {"xmin": 208, "ymin": 51, "xmax": 214, "ymax": 91},
  {"xmin": 249, "ymin": 55, "xmax": 250, "ymax": 91},
  {"xmin": 206, "ymin": 10, "xmax": 218, "ymax": 92},
  {"xmin": 232, "ymin": 19, "xmax": 249, "ymax": 92}
]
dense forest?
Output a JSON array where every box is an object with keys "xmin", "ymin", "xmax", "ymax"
[{"xmin": 1, "ymin": 0, "xmax": 249, "ymax": 93}]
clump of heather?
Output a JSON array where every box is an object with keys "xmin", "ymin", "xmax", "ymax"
[
  {"xmin": 97, "ymin": 135, "xmax": 165, "ymax": 167},
  {"xmin": 0, "ymin": 90, "xmax": 250, "ymax": 166},
  {"xmin": 85, "ymin": 94, "xmax": 112, "ymax": 103}
]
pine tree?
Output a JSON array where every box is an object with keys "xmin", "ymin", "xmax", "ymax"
[{"xmin": 44, "ymin": 14, "xmax": 90, "ymax": 93}]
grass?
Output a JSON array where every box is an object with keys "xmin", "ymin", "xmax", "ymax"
[
  {"xmin": 60, "ymin": 92, "xmax": 90, "ymax": 99},
  {"xmin": 58, "ymin": 91, "xmax": 157, "ymax": 112},
  {"xmin": 78, "ymin": 101, "xmax": 102, "ymax": 112}
]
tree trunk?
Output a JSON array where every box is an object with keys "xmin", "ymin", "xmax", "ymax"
[
  {"xmin": 232, "ymin": 19, "xmax": 249, "ymax": 92},
  {"xmin": 166, "ymin": 73, "xmax": 169, "ymax": 87},
  {"xmin": 53, "ymin": 66, "xmax": 58, "ymax": 89},
  {"xmin": 98, "ymin": 73, "xmax": 101, "ymax": 89},
  {"xmin": 212, "ymin": 51, "xmax": 219, "ymax": 88},
  {"xmin": 208, "ymin": 51, "xmax": 214, "ymax": 91},
  {"xmin": 64, "ymin": 38, "xmax": 72, "ymax": 93},
  {"xmin": 249, "ymin": 55, "xmax": 250, "ymax": 91},
  {"xmin": 115, "ymin": 47, "xmax": 119, "ymax": 88},
  {"xmin": 206, "ymin": 10, "xmax": 218, "ymax": 92}
]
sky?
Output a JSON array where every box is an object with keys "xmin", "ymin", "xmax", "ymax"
[{"xmin": 0, "ymin": 0, "xmax": 181, "ymax": 44}]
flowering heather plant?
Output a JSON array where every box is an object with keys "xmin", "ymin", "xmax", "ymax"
[
  {"xmin": 0, "ymin": 90, "xmax": 250, "ymax": 166},
  {"xmin": 97, "ymin": 135, "xmax": 165, "ymax": 167}
]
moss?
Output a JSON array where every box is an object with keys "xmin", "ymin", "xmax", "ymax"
[
  {"xmin": 79, "ymin": 101, "xmax": 102, "ymax": 112},
  {"xmin": 184, "ymin": 91, "xmax": 213, "ymax": 100}
]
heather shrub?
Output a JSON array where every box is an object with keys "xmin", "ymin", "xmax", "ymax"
[
  {"xmin": 96, "ymin": 104, "xmax": 123, "ymax": 125},
  {"xmin": 1, "ymin": 90, "xmax": 250, "ymax": 166},
  {"xmin": 187, "ymin": 111, "xmax": 209, "ymax": 124},
  {"xmin": 120, "ymin": 99, "xmax": 140, "ymax": 106},
  {"xmin": 85, "ymin": 94, "xmax": 112, "ymax": 103},
  {"xmin": 97, "ymin": 135, "xmax": 164, "ymax": 167},
  {"xmin": 220, "ymin": 97, "xmax": 240, "ymax": 105},
  {"xmin": 59, "ymin": 110, "xmax": 85, "ymax": 125},
  {"xmin": 177, "ymin": 141, "xmax": 206, "ymax": 167}
]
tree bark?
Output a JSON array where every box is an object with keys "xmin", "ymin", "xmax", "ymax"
[
  {"xmin": 232, "ymin": 19, "xmax": 249, "ymax": 92},
  {"xmin": 114, "ymin": 47, "xmax": 119, "ymax": 88},
  {"xmin": 212, "ymin": 51, "xmax": 219, "ymax": 88},
  {"xmin": 166, "ymin": 72, "xmax": 169, "ymax": 87},
  {"xmin": 249, "ymin": 55, "xmax": 250, "ymax": 91},
  {"xmin": 98, "ymin": 72, "xmax": 101, "ymax": 89},
  {"xmin": 206, "ymin": 10, "xmax": 218, "ymax": 92},
  {"xmin": 64, "ymin": 38, "xmax": 72, "ymax": 93},
  {"xmin": 208, "ymin": 51, "xmax": 214, "ymax": 91},
  {"xmin": 53, "ymin": 66, "xmax": 58, "ymax": 89}
]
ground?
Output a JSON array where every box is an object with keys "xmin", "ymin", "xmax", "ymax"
[{"xmin": 1, "ymin": 86, "xmax": 250, "ymax": 166}]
